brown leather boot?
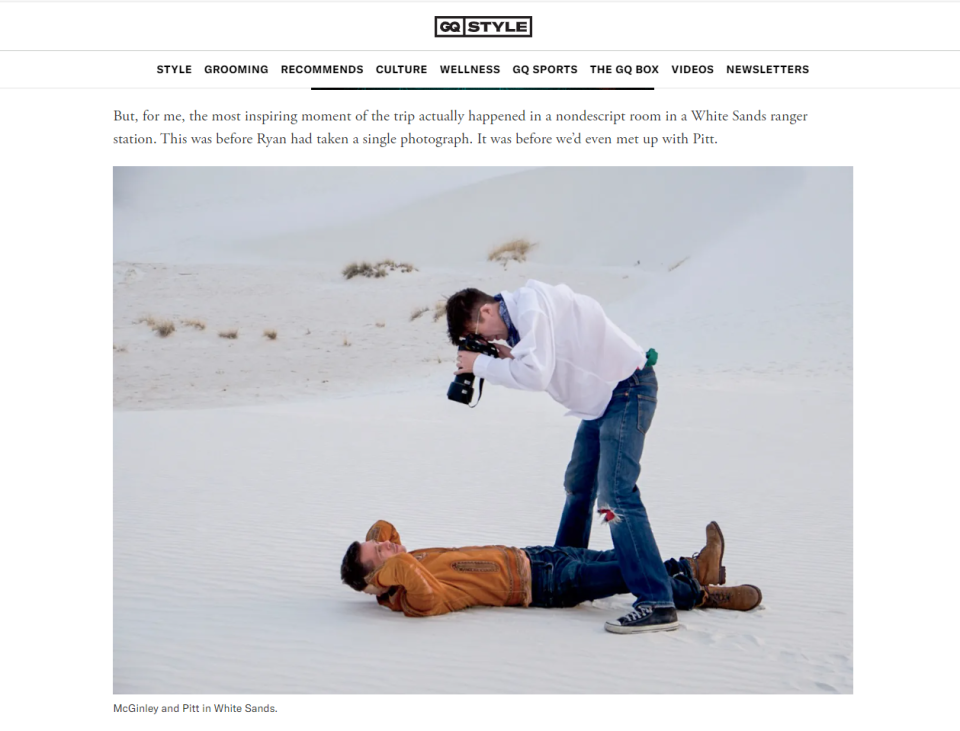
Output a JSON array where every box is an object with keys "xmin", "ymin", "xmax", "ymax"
[
  {"xmin": 683, "ymin": 521, "xmax": 726, "ymax": 585},
  {"xmin": 697, "ymin": 584, "xmax": 762, "ymax": 611}
]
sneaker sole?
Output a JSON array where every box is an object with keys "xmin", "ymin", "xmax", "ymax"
[{"xmin": 604, "ymin": 619, "xmax": 680, "ymax": 634}]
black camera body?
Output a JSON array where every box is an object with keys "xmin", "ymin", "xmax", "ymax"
[{"xmin": 447, "ymin": 335, "xmax": 499, "ymax": 405}]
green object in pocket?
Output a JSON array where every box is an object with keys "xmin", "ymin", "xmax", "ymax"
[{"xmin": 645, "ymin": 348, "xmax": 658, "ymax": 367}]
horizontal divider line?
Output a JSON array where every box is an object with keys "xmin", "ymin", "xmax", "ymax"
[
  {"xmin": 310, "ymin": 87, "xmax": 656, "ymax": 91},
  {"xmin": 2, "ymin": 49, "xmax": 958, "ymax": 53}
]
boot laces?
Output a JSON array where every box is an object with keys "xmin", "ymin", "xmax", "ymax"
[{"xmin": 707, "ymin": 588, "xmax": 732, "ymax": 606}]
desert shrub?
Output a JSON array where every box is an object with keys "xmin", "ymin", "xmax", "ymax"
[
  {"xmin": 433, "ymin": 299, "xmax": 447, "ymax": 322},
  {"xmin": 152, "ymin": 320, "xmax": 176, "ymax": 337},
  {"xmin": 182, "ymin": 318, "xmax": 206, "ymax": 330},
  {"xmin": 343, "ymin": 259, "xmax": 418, "ymax": 280},
  {"xmin": 488, "ymin": 238, "xmax": 536, "ymax": 267},
  {"xmin": 343, "ymin": 261, "xmax": 376, "ymax": 279},
  {"xmin": 410, "ymin": 306, "xmax": 429, "ymax": 321},
  {"xmin": 263, "ymin": 329, "xmax": 277, "ymax": 340},
  {"xmin": 219, "ymin": 329, "xmax": 239, "ymax": 339}
]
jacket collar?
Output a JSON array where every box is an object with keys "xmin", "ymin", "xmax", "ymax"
[{"xmin": 494, "ymin": 292, "xmax": 521, "ymax": 346}]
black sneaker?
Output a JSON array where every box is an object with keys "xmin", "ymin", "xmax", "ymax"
[{"xmin": 604, "ymin": 606, "xmax": 679, "ymax": 634}]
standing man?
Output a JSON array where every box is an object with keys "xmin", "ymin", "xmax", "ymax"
[{"xmin": 446, "ymin": 281, "xmax": 675, "ymax": 633}]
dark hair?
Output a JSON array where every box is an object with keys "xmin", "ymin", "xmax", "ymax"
[
  {"xmin": 341, "ymin": 541, "xmax": 372, "ymax": 592},
  {"xmin": 445, "ymin": 288, "xmax": 496, "ymax": 345}
]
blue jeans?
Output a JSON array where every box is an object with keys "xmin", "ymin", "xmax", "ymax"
[
  {"xmin": 525, "ymin": 546, "xmax": 702, "ymax": 610},
  {"xmin": 554, "ymin": 366, "xmax": 675, "ymax": 608}
]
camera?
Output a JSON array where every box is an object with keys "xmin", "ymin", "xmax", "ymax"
[{"xmin": 447, "ymin": 334, "xmax": 499, "ymax": 405}]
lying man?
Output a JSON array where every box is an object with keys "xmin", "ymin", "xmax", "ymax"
[{"xmin": 341, "ymin": 520, "xmax": 761, "ymax": 629}]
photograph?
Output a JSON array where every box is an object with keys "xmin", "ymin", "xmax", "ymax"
[{"xmin": 113, "ymin": 166, "xmax": 852, "ymax": 693}]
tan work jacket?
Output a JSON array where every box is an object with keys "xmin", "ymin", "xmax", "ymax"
[{"xmin": 366, "ymin": 520, "xmax": 531, "ymax": 617}]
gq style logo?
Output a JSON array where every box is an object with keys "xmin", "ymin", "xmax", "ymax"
[{"xmin": 435, "ymin": 16, "xmax": 533, "ymax": 38}]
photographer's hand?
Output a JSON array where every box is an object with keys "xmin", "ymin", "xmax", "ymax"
[
  {"xmin": 494, "ymin": 343, "xmax": 514, "ymax": 359},
  {"xmin": 455, "ymin": 351, "xmax": 479, "ymax": 375}
]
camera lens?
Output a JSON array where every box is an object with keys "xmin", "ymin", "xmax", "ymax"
[{"xmin": 447, "ymin": 373, "xmax": 475, "ymax": 404}]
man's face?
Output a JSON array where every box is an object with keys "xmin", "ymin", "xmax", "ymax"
[
  {"xmin": 358, "ymin": 539, "xmax": 407, "ymax": 572},
  {"xmin": 470, "ymin": 303, "xmax": 508, "ymax": 342}
]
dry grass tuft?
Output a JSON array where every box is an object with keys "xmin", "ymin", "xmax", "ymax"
[
  {"xmin": 410, "ymin": 306, "xmax": 429, "ymax": 321},
  {"xmin": 342, "ymin": 334, "xmax": 352, "ymax": 346},
  {"xmin": 218, "ymin": 329, "xmax": 239, "ymax": 339},
  {"xmin": 263, "ymin": 329, "xmax": 278, "ymax": 340},
  {"xmin": 488, "ymin": 238, "xmax": 536, "ymax": 267},
  {"xmin": 433, "ymin": 299, "xmax": 447, "ymax": 322},
  {"xmin": 152, "ymin": 319, "xmax": 176, "ymax": 337},
  {"xmin": 113, "ymin": 344, "xmax": 127, "ymax": 353},
  {"xmin": 375, "ymin": 321, "xmax": 386, "ymax": 328},
  {"xmin": 343, "ymin": 261, "xmax": 377, "ymax": 279},
  {"xmin": 182, "ymin": 318, "xmax": 206, "ymax": 330},
  {"xmin": 343, "ymin": 259, "xmax": 418, "ymax": 280},
  {"xmin": 667, "ymin": 256, "xmax": 690, "ymax": 272},
  {"xmin": 137, "ymin": 315, "xmax": 177, "ymax": 336}
]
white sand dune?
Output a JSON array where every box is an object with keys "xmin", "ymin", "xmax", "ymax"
[{"xmin": 113, "ymin": 167, "xmax": 851, "ymax": 693}]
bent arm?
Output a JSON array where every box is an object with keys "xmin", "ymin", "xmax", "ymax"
[
  {"xmin": 473, "ymin": 307, "xmax": 556, "ymax": 391},
  {"xmin": 370, "ymin": 553, "xmax": 451, "ymax": 617}
]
